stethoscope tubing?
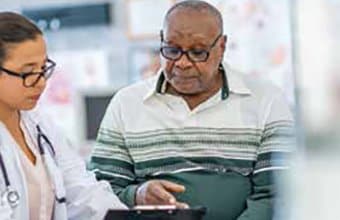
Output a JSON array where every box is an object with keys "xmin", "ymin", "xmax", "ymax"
[
  {"xmin": 0, "ymin": 151, "xmax": 10, "ymax": 187},
  {"xmin": 0, "ymin": 124, "xmax": 65, "ymax": 209}
]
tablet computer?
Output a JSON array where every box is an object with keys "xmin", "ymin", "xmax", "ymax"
[{"xmin": 104, "ymin": 206, "xmax": 206, "ymax": 220}]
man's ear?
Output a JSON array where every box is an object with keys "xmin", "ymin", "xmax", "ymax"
[
  {"xmin": 160, "ymin": 30, "xmax": 164, "ymax": 41},
  {"xmin": 221, "ymin": 35, "xmax": 227, "ymax": 52},
  {"xmin": 218, "ymin": 35, "xmax": 227, "ymax": 63},
  {"xmin": 219, "ymin": 35, "xmax": 227, "ymax": 59}
]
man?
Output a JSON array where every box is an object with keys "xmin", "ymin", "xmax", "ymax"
[{"xmin": 90, "ymin": 1, "xmax": 294, "ymax": 219}]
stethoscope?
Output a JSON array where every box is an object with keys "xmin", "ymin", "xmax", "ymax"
[
  {"xmin": 0, "ymin": 125, "xmax": 65, "ymax": 209},
  {"xmin": 0, "ymin": 151, "xmax": 20, "ymax": 208}
]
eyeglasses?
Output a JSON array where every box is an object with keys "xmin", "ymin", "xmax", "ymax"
[
  {"xmin": 160, "ymin": 31, "xmax": 223, "ymax": 63},
  {"xmin": 0, "ymin": 59, "xmax": 56, "ymax": 88}
]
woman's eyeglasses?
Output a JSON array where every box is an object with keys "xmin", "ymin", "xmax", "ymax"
[{"xmin": 0, "ymin": 59, "xmax": 56, "ymax": 88}]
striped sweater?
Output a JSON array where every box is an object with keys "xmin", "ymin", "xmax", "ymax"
[{"xmin": 89, "ymin": 64, "xmax": 295, "ymax": 220}]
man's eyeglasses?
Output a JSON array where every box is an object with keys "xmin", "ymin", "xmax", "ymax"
[
  {"xmin": 0, "ymin": 59, "xmax": 56, "ymax": 88},
  {"xmin": 160, "ymin": 30, "xmax": 223, "ymax": 63}
]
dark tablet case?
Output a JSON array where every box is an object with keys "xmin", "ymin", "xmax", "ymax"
[{"xmin": 104, "ymin": 206, "xmax": 206, "ymax": 220}]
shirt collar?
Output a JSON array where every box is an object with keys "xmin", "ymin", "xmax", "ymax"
[
  {"xmin": 143, "ymin": 62, "xmax": 251, "ymax": 101},
  {"xmin": 19, "ymin": 109, "xmax": 42, "ymax": 126}
]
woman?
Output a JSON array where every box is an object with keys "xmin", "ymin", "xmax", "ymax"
[{"xmin": 0, "ymin": 12, "xmax": 126, "ymax": 220}]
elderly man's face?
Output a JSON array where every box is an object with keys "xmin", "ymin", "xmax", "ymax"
[{"xmin": 161, "ymin": 9, "xmax": 225, "ymax": 96}]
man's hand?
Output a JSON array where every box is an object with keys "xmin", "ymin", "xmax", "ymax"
[{"xmin": 135, "ymin": 180, "xmax": 189, "ymax": 208}]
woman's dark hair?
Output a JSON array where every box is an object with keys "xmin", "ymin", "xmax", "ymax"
[{"xmin": 0, "ymin": 12, "xmax": 42, "ymax": 65}]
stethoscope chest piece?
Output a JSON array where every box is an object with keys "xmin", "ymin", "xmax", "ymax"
[{"xmin": 1, "ymin": 187, "xmax": 20, "ymax": 208}]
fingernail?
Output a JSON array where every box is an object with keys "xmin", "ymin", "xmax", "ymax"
[{"xmin": 169, "ymin": 198, "xmax": 176, "ymax": 203}]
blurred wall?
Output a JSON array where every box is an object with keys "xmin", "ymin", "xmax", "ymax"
[{"xmin": 297, "ymin": 0, "xmax": 340, "ymax": 150}]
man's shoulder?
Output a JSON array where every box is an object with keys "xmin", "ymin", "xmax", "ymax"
[
  {"xmin": 115, "ymin": 76, "xmax": 158, "ymax": 101},
  {"xmin": 227, "ymin": 66, "xmax": 284, "ymax": 100},
  {"xmin": 243, "ymin": 74, "xmax": 282, "ymax": 97}
]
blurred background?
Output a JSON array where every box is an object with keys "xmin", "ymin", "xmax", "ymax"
[{"xmin": 0, "ymin": 0, "xmax": 339, "ymax": 219}]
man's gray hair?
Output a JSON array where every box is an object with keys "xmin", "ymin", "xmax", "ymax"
[{"xmin": 163, "ymin": 0, "xmax": 223, "ymax": 33}]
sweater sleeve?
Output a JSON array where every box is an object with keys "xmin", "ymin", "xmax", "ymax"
[{"xmin": 237, "ymin": 92, "xmax": 295, "ymax": 220}]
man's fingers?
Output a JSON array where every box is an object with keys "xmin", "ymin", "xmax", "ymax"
[
  {"xmin": 136, "ymin": 180, "xmax": 186, "ymax": 206},
  {"xmin": 160, "ymin": 180, "xmax": 186, "ymax": 193},
  {"xmin": 175, "ymin": 201, "xmax": 190, "ymax": 209},
  {"xmin": 149, "ymin": 183, "xmax": 177, "ymax": 204}
]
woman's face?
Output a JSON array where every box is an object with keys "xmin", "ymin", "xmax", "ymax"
[{"xmin": 0, "ymin": 35, "xmax": 48, "ymax": 111}]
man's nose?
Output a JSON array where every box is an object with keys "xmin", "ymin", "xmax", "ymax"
[{"xmin": 174, "ymin": 52, "xmax": 193, "ymax": 69}]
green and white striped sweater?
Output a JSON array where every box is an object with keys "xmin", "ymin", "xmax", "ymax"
[{"xmin": 89, "ymin": 64, "xmax": 295, "ymax": 220}]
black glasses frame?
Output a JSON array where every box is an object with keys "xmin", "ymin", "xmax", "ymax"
[
  {"xmin": 160, "ymin": 30, "xmax": 223, "ymax": 63},
  {"xmin": 0, "ymin": 58, "xmax": 56, "ymax": 87}
]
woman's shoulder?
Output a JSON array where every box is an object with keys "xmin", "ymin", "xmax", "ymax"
[
  {"xmin": 20, "ymin": 109, "xmax": 46, "ymax": 127},
  {"xmin": 20, "ymin": 109, "xmax": 60, "ymax": 139}
]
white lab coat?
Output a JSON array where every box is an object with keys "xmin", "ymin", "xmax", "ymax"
[{"xmin": 0, "ymin": 110, "xmax": 127, "ymax": 220}]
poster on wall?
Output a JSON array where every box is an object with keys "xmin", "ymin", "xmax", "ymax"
[
  {"xmin": 37, "ymin": 50, "xmax": 110, "ymax": 144},
  {"xmin": 128, "ymin": 47, "xmax": 160, "ymax": 82},
  {"xmin": 126, "ymin": 0, "xmax": 174, "ymax": 39}
]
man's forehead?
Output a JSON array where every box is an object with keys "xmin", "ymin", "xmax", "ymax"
[
  {"xmin": 163, "ymin": 20, "xmax": 219, "ymax": 42},
  {"xmin": 164, "ymin": 28, "xmax": 212, "ymax": 41}
]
